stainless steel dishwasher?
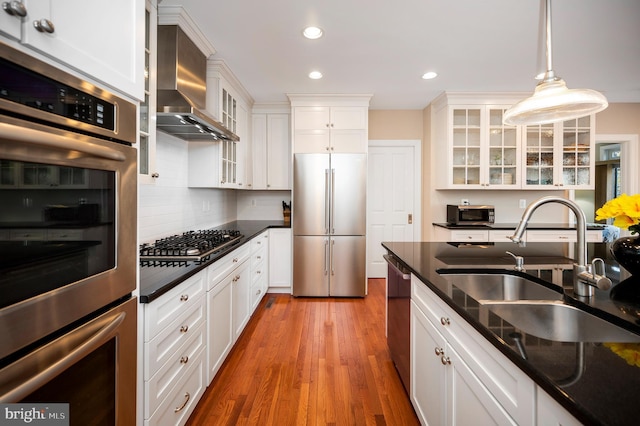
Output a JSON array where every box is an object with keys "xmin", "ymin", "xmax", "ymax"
[{"xmin": 384, "ymin": 254, "xmax": 411, "ymax": 394}]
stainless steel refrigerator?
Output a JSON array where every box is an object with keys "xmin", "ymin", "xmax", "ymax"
[{"xmin": 293, "ymin": 153, "xmax": 367, "ymax": 297}]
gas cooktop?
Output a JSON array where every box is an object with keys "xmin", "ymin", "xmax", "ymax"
[{"xmin": 139, "ymin": 229, "xmax": 243, "ymax": 266}]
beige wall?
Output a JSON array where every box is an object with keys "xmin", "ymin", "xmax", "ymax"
[
  {"xmin": 595, "ymin": 103, "xmax": 640, "ymax": 136},
  {"xmin": 368, "ymin": 110, "xmax": 423, "ymax": 140}
]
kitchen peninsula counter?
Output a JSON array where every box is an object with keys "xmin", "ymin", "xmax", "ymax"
[
  {"xmin": 383, "ymin": 240, "xmax": 640, "ymax": 426},
  {"xmin": 139, "ymin": 220, "xmax": 289, "ymax": 303}
]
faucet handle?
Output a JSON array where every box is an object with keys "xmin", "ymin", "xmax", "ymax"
[
  {"xmin": 591, "ymin": 258, "xmax": 612, "ymax": 291},
  {"xmin": 505, "ymin": 251, "xmax": 525, "ymax": 272}
]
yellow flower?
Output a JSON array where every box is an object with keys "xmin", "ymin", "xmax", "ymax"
[{"xmin": 596, "ymin": 194, "xmax": 640, "ymax": 234}]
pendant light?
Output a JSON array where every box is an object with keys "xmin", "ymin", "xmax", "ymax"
[{"xmin": 503, "ymin": 0, "xmax": 608, "ymax": 126}]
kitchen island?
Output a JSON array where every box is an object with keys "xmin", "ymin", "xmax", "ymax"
[{"xmin": 383, "ymin": 240, "xmax": 640, "ymax": 426}]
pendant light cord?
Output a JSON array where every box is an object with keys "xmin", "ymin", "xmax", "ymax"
[{"xmin": 544, "ymin": 0, "xmax": 555, "ymax": 81}]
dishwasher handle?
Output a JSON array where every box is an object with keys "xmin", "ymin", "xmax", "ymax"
[{"xmin": 384, "ymin": 254, "xmax": 411, "ymax": 280}]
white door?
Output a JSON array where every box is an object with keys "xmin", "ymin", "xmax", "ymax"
[{"xmin": 367, "ymin": 141, "xmax": 420, "ymax": 277}]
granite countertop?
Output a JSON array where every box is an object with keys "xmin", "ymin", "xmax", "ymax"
[
  {"xmin": 433, "ymin": 222, "xmax": 606, "ymax": 230},
  {"xmin": 382, "ymin": 240, "xmax": 640, "ymax": 426},
  {"xmin": 139, "ymin": 220, "xmax": 289, "ymax": 303}
]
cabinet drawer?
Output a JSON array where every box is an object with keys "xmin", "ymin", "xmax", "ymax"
[
  {"xmin": 144, "ymin": 296, "xmax": 206, "ymax": 379},
  {"xmin": 9, "ymin": 229, "xmax": 46, "ymax": 240},
  {"xmin": 450, "ymin": 229, "xmax": 489, "ymax": 242},
  {"xmin": 251, "ymin": 245, "xmax": 267, "ymax": 270},
  {"xmin": 47, "ymin": 229, "xmax": 84, "ymax": 240},
  {"xmin": 145, "ymin": 347, "xmax": 206, "ymax": 426},
  {"xmin": 488, "ymin": 229, "xmax": 521, "ymax": 243},
  {"xmin": 207, "ymin": 245, "xmax": 250, "ymax": 290},
  {"xmin": 251, "ymin": 231, "xmax": 269, "ymax": 252},
  {"xmin": 526, "ymin": 230, "xmax": 576, "ymax": 242},
  {"xmin": 144, "ymin": 270, "xmax": 206, "ymax": 341},
  {"xmin": 251, "ymin": 274, "xmax": 267, "ymax": 309},
  {"xmin": 145, "ymin": 322, "xmax": 206, "ymax": 419}
]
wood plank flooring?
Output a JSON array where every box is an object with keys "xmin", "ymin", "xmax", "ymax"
[{"xmin": 186, "ymin": 278, "xmax": 419, "ymax": 425}]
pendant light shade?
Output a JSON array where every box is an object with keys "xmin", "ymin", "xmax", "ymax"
[{"xmin": 503, "ymin": 0, "xmax": 608, "ymax": 126}]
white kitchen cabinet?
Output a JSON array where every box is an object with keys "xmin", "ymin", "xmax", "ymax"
[
  {"xmin": 536, "ymin": 386, "xmax": 581, "ymax": 426},
  {"xmin": 431, "ymin": 93, "xmax": 595, "ymax": 191},
  {"xmin": 432, "ymin": 93, "xmax": 523, "ymax": 189},
  {"xmin": 206, "ymin": 243, "xmax": 250, "ymax": 383},
  {"xmin": 139, "ymin": 0, "xmax": 158, "ymax": 184},
  {"xmin": 288, "ymin": 95, "xmax": 371, "ymax": 154},
  {"xmin": 2, "ymin": 0, "xmax": 145, "ymax": 101},
  {"xmin": 187, "ymin": 141, "xmax": 238, "ymax": 188},
  {"xmin": 411, "ymin": 276, "xmax": 536, "ymax": 425},
  {"xmin": 185, "ymin": 60, "xmax": 252, "ymax": 189},
  {"xmin": 0, "ymin": 0, "xmax": 24, "ymax": 40},
  {"xmin": 522, "ymin": 116, "xmax": 595, "ymax": 190},
  {"xmin": 143, "ymin": 270, "xmax": 207, "ymax": 426},
  {"xmin": 250, "ymin": 231, "xmax": 269, "ymax": 310},
  {"xmin": 251, "ymin": 112, "xmax": 291, "ymax": 190},
  {"xmin": 268, "ymin": 228, "xmax": 292, "ymax": 292},
  {"xmin": 434, "ymin": 227, "xmax": 602, "ymax": 243},
  {"xmin": 433, "ymin": 226, "xmax": 489, "ymax": 242},
  {"xmin": 231, "ymin": 260, "xmax": 251, "ymax": 340}
]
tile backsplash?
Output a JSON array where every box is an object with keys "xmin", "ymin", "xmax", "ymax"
[{"xmin": 138, "ymin": 134, "xmax": 291, "ymax": 243}]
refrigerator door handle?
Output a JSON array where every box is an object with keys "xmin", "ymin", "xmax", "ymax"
[
  {"xmin": 324, "ymin": 169, "xmax": 330, "ymax": 234},
  {"xmin": 331, "ymin": 168, "xmax": 336, "ymax": 234},
  {"xmin": 324, "ymin": 238, "xmax": 329, "ymax": 275},
  {"xmin": 330, "ymin": 239, "xmax": 335, "ymax": 276}
]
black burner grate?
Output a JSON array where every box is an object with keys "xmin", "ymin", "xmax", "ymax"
[{"xmin": 140, "ymin": 229, "xmax": 243, "ymax": 266}]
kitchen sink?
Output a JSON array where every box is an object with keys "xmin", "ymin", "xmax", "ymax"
[
  {"xmin": 442, "ymin": 272, "xmax": 564, "ymax": 302},
  {"xmin": 484, "ymin": 300, "xmax": 640, "ymax": 343}
]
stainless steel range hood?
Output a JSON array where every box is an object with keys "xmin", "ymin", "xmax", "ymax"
[{"xmin": 156, "ymin": 25, "xmax": 239, "ymax": 142}]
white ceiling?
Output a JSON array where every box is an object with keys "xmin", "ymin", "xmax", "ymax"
[{"xmin": 159, "ymin": 0, "xmax": 640, "ymax": 110}]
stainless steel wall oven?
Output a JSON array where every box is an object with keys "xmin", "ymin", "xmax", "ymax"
[{"xmin": 0, "ymin": 42, "xmax": 137, "ymax": 424}]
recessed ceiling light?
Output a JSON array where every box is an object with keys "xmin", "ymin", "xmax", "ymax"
[
  {"xmin": 309, "ymin": 71, "xmax": 323, "ymax": 79},
  {"xmin": 303, "ymin": 26, "xmax": 323, "ymax": 39},
  {"xmin": 422, "ymin": 71, "xmax": 438, "ymax": 80}
]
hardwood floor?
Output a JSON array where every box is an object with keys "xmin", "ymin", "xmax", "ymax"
[{"xmin": 186, "ymin": 278, "xmax": 419, "ymax": 425}]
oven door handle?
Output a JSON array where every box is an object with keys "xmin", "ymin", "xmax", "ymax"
[
  {"xmin": 0, "ymin": 121, "xmax": 127, "ymax": 161},
  {"xmin": 0, "ymin": 310, "xmax": 126, "ymax": 402}
]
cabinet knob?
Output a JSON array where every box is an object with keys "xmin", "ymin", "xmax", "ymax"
[
  {"xmin": 33, "ymin": 18, "xmax": 55, "ymax": 33},
  {"xmin": 440, "ymin": 317, "xmax": 450, "ymax": 326},
  {"xmin": 434, "ymin": 347, "xmax": 444, "ymax": 356},
  {"xmin": 179, "ymin": 325, "xmax": 189, "ymax": 333},
  {"xmin": 179, "ymin": 294, "xmax": 189, "ymax": 302},
  {"xmin": 440, "ymin": 355, "xmax": 451, "ymax": 365},
  {"xmin": 326, "ymin": 123, "xmax": 330, "ymax": 128},
  {"xmin": 151, "ymin": 172, "xmax": 160, "ymax": 178},
  {"xmin": 179, "ymin": 355, "xmax": 189, "ymax": 364},
  {"xmin": 2, "ymin": 1, "xmax": 27, "ymax": 17}
]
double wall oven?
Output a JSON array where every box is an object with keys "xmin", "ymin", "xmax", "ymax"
[{"xmin": 0, "ymin": 42, "xmax": 137, "ymax": 424}]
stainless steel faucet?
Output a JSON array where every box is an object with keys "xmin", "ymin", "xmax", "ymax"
[{"xmin": 510, "ymin": 196, "xmax": 612, "ymax": 297}]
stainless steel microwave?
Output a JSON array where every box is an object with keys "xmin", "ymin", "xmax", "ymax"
[{"xmin": 447, "ymin": 204, "xmax": 495, "ymax": 225}]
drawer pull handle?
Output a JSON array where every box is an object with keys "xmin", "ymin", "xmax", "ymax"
[
  {"xmin": 180, "ymin": 294, "xmax": 189, "ymax": 302},
  {"xmin": 233, "ymin": 257, "xmax": 239, "ymax": 263},
  {"xmin": 434, "ymin": 347, "xmax": 444, "ymax": 356},
  {"xmin": 180, "ymin": 355, "xmax": 189, "ymax": 364},
  {"xmin": 174, "ymin": 392, "xmax": 190, "ymax": 413},
  {"xmin": 440, "ymin": 317, "xmax": 450, "ymax": 326},
  {"xmin": 256, "ymin": 270, "xmax": 261, "ymax": 274},
  {"xmin": 179, "ymin": 325, "xmax": 189, "ymax": 333},
  {"xmin": 440, "ymin": 355, "xmax": 451, "ymax": 365}
]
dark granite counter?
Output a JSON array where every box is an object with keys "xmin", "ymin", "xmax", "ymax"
[
  {"xmin": 433, "ymin": 222, "xmax": 606, "ymax": 230},
  {"xmin": 139, "ymin": 220, "xmax": 289, "ymax": 303},
  {"xmin": 382, "ymin": 240, "xmax": 640, "ymax": 426}
]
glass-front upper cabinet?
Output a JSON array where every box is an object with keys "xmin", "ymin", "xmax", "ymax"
[
  {"xmin": 523, "ymin": 115, "xmax": 594, "ymax": 189},
  {"xmin": 449, "ymin": 106, "xmax": 519, "ymax": 188}
]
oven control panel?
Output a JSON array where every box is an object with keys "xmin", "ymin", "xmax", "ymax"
[{"xmin": 0, "ymin": 57, "xmax": 115, "ymax": 130}]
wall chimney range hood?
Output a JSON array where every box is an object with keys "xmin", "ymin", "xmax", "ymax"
[{"xmin": 156, "ymin": 25, "xmax": 239, "ymax": 142}]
